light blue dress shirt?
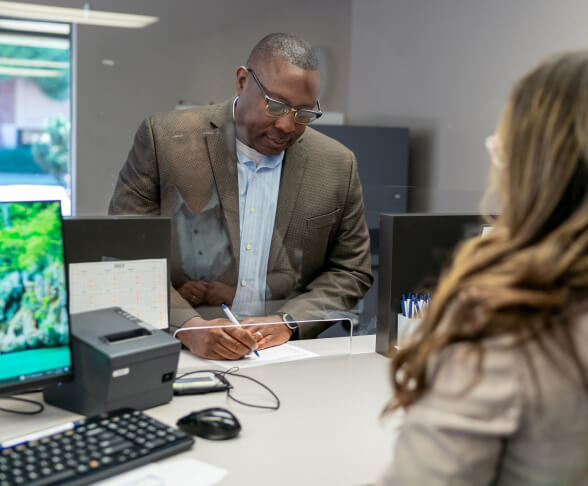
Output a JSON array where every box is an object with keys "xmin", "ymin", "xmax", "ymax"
[
  {"xmin": 173, "ymin": 188, "xmax": 233, "ymax": 282},
  {"xmin": 231, "ymin": 139, "xmax": 283, "ymax": 316}
]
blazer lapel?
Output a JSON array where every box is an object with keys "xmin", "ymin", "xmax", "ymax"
[
  {"xmin": 268, "ymin": 139, "xmax": 308, "ymax": 269},
  {"xmin": 206, "ymin": 102, "xmax": 241, "ymax": 272},
  {"xmin": 205, "ymin": 99, "xmax": 308, "ymax": 280}
]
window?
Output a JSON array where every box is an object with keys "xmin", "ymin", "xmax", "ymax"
[{"xmin": 0, "ymin": 18, "xmax": 72, "ymax": 215}]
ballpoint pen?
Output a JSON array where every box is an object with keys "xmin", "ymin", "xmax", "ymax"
[{"xmin": 221, "ymin": 304, "xmax": 260, "ymax": 357}]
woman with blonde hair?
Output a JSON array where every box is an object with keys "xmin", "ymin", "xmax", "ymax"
[{"xmin": 378, "ymin": 51, "xmax": 588, "ymax": 485}]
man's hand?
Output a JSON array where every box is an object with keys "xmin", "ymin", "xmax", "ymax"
[
  {"xmin": 205, "ymin": 281, "xmax": 236, "ymax": 305},
  {"xmin": 177, "ymin": 280, "xmax": 235, "ymax": 307},
  {"xmin": 177, "ymin": 316, "xmax": 258, "ymax": 360},
  {"xmin": 240, "ymin": 315, "xmax": 292, "ymax": 350},
  {"xmin": 177, "ymin": 280, "xmax": 209, "ymax": 306}
]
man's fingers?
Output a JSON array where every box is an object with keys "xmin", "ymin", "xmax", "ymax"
[
  {"xmin": 212, "ymin": 339, "xmax": 247, "ymax": 360},
  {"xmin": 182, "ymin": 328, "xmax": 248, "ymax": 360},
  {"xmin": 257, "ymin": 336, "xmax": 274, "ymax": 350},
  {"xmin": 178, "ymin": 281, "xmax": 209, "ymax": 305},
  {"xmin": 193, "ymin": 281, "xmax": 209, "ymax": 292},
  {"xmin": 223, "ymin": 326, "xmax": 258, "ymax": 353},
  {"xmin": 182, "ymin": 280, "xmax": 203, "ymax": 291},
  {"xmin": 234, "ymin": 325, "xmax": 277, "ymax": 350},
  {"xmin": 179, "ymin": 319, "xmax": 261, "ymax": 360},
  {"xmin": 244, "ymin": 324, "xmax": 283, "ymax": 337}
]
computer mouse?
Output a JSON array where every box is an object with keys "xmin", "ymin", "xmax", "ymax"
[{"xmin": 176, "ymin": 407, "xmax": 241, "ymax": 440}]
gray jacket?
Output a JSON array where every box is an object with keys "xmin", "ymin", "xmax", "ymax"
[{"xmin": 378, "ymin": 312, "xmax": 588, "ymax": 485}]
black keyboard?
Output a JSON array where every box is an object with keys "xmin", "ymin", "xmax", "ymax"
[{"xmin": 0, "ymin": 408, "xmax": 195, "ymax": 486}]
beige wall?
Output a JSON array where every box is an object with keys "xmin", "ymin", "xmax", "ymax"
[{"xmin": 348, "ymin": 0, "xmax": 588, "ymax": 211}]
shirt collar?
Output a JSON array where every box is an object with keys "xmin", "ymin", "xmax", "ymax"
[
  {"xmin": 173, "ymin": 186, "xmax": 220, "ymax": 214},
  {"xmin": 235, "ymin": 138, "xmax": 284, "ymax": 169},
  {"xmin": 233, "ymin": 96, "xmax": 284, "ymax": 168}
]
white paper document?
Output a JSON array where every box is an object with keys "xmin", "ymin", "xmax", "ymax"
[
  {"xmin": 69, "ymin": 259, "xmax": 168, "ymax": 329},
  {"xmin": 208, "ymin": 343, "xmax": 318, "ymax": 369},
  {"xmin": 95, "ymin": 457, "xmax": 227, "ymax": 485}
]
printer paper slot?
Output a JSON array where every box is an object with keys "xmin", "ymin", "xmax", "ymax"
[{"xmin": 103, "ymin": 328, "xmax": 151, "ymax": 344}]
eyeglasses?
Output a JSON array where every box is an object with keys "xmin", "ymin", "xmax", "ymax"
[
  {"xmin": 247, "ymin": 68, "xmax": 323, "ymax": 125},
  {"xmin": 485, "ymin": 135, "xmax": 504, "ymax": 168}
]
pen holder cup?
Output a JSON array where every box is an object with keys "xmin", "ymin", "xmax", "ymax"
[{"xmin": 397, "ymin": 314, "xmax": 422, "ymax": 346}]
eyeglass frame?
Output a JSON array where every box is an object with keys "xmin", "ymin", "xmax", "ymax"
[
  {"xmin": 246, "ymin": 68, "xmax": 323, "ymax": 125},
  {"xmin": 485, "ymin": 135, "xmax": 504, "ymax": 168}
]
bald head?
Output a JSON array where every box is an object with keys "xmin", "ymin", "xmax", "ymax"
[{"xmin": 247, "ymin": 33, "xmax": 320, "ymax": 71}]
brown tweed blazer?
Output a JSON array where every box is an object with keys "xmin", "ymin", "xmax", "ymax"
[{"xmin": 109, "ymin": 99, "xmax": 372, "ymax": 338}]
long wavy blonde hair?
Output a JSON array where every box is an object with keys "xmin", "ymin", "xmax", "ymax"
[{"xmin": 389, "ymin": 51, "xmax": 588, "ymax": 409}]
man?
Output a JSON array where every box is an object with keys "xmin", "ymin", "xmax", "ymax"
[{"xmin": 109, "ymin": 33, "xmax": 372, "ymax": 360}]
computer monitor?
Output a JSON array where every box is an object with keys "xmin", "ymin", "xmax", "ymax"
[
  {"xmin": 62, "ymin": 215, "xmax": 172, "ymax": 265},
  {"xmin": 62, "ymin": 215, "xmax": 172, "ymax": 328},
  {"xmin": 376, "ymin": 213, "xmax": 485, "ymax": 356},
  {"xmin": 0, "ymin": 201, "xmax": 74, "ymax": 395}
]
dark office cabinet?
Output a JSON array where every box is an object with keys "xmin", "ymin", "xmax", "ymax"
[{"xmin": 312, "ymin": 125, "xmax": 409, "ymax": 336}]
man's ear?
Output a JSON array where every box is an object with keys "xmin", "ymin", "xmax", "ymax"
[{"xmin": 235, "ymin": 66, "xmax": 248, "ymax": 95}]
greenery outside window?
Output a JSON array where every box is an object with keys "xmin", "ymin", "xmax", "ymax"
[{"xmin": 0, "ymin": 18, "xmax": 72, "ymax": 215}]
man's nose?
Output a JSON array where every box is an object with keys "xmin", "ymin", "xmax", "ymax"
[{"xmin": 274, "ymin": 111, "xmax": 297, "ymax": 133}]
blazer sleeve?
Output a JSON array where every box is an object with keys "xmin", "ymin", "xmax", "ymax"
[
  {"xmin": 108, "ymin": 117, "xmax": 162, "ymax": 215},
  {"xmin": 108, "ymin": 117, "xmax": 203, "ymax": 331},
  {"xmin": 377, "ymin": 340, "xmax": 523, "ymax": 486}
]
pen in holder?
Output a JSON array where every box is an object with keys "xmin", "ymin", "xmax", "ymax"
[
  {"xmin": 397, "ymin": 293, "xmax": 429, "ymax": 346},
  {"xmin": 397, "ymin": 314, "xmax": 422, "ymax": 346}
]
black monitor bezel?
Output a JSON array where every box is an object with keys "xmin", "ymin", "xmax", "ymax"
[
  {"xmin": 376, "ymin": 213, "xmax": 485, "ymax": 356},
  {"xmin": 61, "ymin": 215, "xmax": 172, "ymax": 328},
  {"xmin": 0, "ymin": 200, "xmax": 75, "ymax": 396}
]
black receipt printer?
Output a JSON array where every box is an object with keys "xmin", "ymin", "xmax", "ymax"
[{"xmin": 44, "ymin": 307, "xmax": 180, "ymax": 416}]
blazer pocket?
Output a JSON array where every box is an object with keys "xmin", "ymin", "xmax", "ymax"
[
  {"xmin": 301, "ymin": 209, "xmax": 341, "ymax": 279},
  {"xmin": 306, "ymin": 209, "xmax": 341, "ymax": 230}
]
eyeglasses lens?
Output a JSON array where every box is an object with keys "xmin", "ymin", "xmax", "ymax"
[
  {"xmin": 264, "ymin": 97, "xmax": 319, "ymax": 125},
  {"xmin": 265, "ymin": 98, "xmax": 289, "ymax": 116},
  {"xmin": 294, "ymin": 111, "xmax": 315, "ymax": 124}
]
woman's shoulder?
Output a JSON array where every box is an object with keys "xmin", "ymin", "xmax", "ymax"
[{"xmin": 428, "ymin": 308, "xmax": 588, "ymax": 415}]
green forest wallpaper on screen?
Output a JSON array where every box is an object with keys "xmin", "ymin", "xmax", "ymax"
[{"xmin": 0, "ymin": 201, "xmax": 70, "ymax": 355}]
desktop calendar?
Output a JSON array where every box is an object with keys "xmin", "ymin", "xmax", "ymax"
[{"xmin": 69, "ymin": 259, "xmax": 168, "ymax": 329}]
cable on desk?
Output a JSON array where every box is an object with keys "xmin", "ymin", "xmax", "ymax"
[
  {"xmin": 177, "ymin": 367, "xmax": 280, "ymax": 410},
  {"xmin": 0, "ymin": 396, "xmax": 45, "ymax": 415}
]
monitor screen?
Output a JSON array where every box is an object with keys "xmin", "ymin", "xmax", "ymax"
[{"xmin": 0, "ymin": 201, "xmax": 73, "ymax": 395}]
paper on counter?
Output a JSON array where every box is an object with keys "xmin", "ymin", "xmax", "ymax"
[
  {"xmin": 177, "ymin": 343, "xmax": 318, "ymax": 371},
  {"xmin": 209, "ymin": 344, "xmax": 318, "ymax": 369},
  {"xmin": 95, "ymin": 457, "xmax": 227, "ymax": 486}
]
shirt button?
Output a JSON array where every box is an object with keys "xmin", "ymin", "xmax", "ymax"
[
  {"xmin": 241, "ymin": 280, "xmax": 247, "ymax": 287},
  {"xmin": 253, "ymin": 173, "xmax": 258, "ymax": 178},
  {"xmin": 193, "ymin": 229, "xmax": 199, "ymax": 234},
  {"xmin": 250, "ymin": 208, "xmax": 255, "ymax": 214},
  {"xmin": 246, "ymin": 244, "xmax": 252, "ymax": 251}
]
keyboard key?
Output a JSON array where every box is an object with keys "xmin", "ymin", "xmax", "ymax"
[
  {"xmin": 145, "ymin": 439, "xmax": 166, "ymax": 449},
  {"xmin": 0, "ymin": 408, "xmax": 194, "ymax": 486},
  {"xmin": 103, "ymin": 440, "xmax": 133, "ymax": 455}
]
